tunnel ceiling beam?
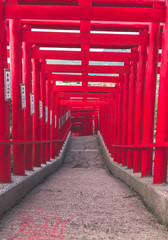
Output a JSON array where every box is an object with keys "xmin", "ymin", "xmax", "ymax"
[
  {"xmin": 47, "ymin": 74, "xmax": 124, "ymax": 83},
  {"xmin": 53, "ymin": 85, "xmax": 118, "ymax": 93},
  {"xmin": 42, "ymin": 64, "xmax": 130, "ymax": 74},
  {"xmin": 32, "ymin": 50, "xmax": 139, "ymax": 62},
  {"xmin": 22, "ymin": 31, "xmax": 149, "ymax": 47},
  {"xmin": 5, "ymin": 5, "xmax": 165, "ymax": 22}
]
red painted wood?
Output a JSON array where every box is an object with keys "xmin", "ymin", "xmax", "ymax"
[
  {"xmin": 40, "ymin": 60, "xmax": 47, "ymax": 164},
  {"xmin": 47, "ymin": 73, "xmax": 124, "ymax": 83},
  {"xmin": 133, "ymin": 40, "xmax": 147, "ymax": 173},
  {"xmin": 0, "ymin": 0, "xmax": 11, "ymax": 182},
  {"xmin": 127, "ymin": 60, "xmax": 137, "ymax": 169},
  {"xmin": 23, "ymin": 25, "xmax": 33, "ymax": 170},
  {"xmin": 141, "ymin": 23, "xmax": 160, "ymax": 177},
  {"xmin": 22, "ymin": 31, "xmax": 149, "ymax": 47},
  {"xmin": 154, "ymin": 0, "xmax": 168, "ymax": 184},
  {"xmin": 42, "ymin": 64, "xmax": 130, "ymax": 74},
  {"xmin": 32, "ymin": 46, "xmax": 41, "ymax": 167},
  {"xmin": 116, "ymin": 83, "xmax": 123, "ymax": 164},
  {"xmin": 5, "ymin": 5, "xmax": 165, "ymax": 22},
  {"xmin": 46, "ymin": 79, "xmax": 51, "ymax": 161},
  {"xmin": 50, "ymin": 83, "xmax": 55, "ymax": 158},
  {"xmin": 9, "ymin": 19, "xmax": 25, "ymax": 175},
  {"xmin": 122, "ymin": 73, "xmax": 129, "ymax": 166},
  {"xmin": 53, "ymin": 85, "xmax": 119, "ymax": 93}
]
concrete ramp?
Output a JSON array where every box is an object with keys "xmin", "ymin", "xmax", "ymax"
[{"xmin": 0, "ymin": 136, "xmax": 168, "ymax": 239}]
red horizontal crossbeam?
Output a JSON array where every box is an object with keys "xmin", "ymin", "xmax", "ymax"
[
  {"xmin": 7, "ymin": 49, "xmax": 161, "ymax": 62},
  {"xmin": 47, "ymin": 74, "xmax": 124, "ymax": 83},
  {"xmin": 42, "ymin": 64, "xmax": 130, "ymax": 74},
  {"xmin": 22, "ymin": 31, "xmax": 149, "ymax": 47},
  {"xmin": 112, "ymin": 141, "xmax": 168, "ymax": 149},
  {"xmin": 57, "ymin": 92, "xmax": 113, "ymax": 98},
  {"xmin": 17, "ymin": 20, "xmax": 151, "ymax": 31},
  {"xmin": 5, "ymin": 5, "xmax": 165, "ymax": 23},
  {"xmin": 71, "ymin": 112, "xmax": 94, "ymax": 116},
  {"xmin": 32, "ymin": 50, "xmax": 139, "ymax": 62},
  {"xmin": 17, "ymin": 0, "xmax": 164, "ymax": 6},
  {"xmin": 60, "ymin": 100, "xmax": 109, "ymax": 106},
  {"xmin": 53, "ymin": 85, "xmax": 119, "ymax": 93}
]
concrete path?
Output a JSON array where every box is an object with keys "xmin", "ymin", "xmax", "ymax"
[{"xmin": 0, "ymin": 136, "xmax": 168, "ymax": 240}]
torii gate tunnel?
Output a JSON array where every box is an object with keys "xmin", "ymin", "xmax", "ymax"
[{"xmin": 0, "ymin": 0, "xmax": 168, "ymax": 185}]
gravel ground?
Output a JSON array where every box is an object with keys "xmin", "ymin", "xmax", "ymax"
[{"xmin": 0, "ymin": 136, "xmax": 168, "ymax": 239}]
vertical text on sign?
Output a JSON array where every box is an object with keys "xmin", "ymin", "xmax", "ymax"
[
  {"xmin": 39, "ymin": 100, "xmax": 43, "ymax": 119},
  {"xmin": 50, "ymin": 110, "xmax": 52, "ymax": 126},
  {"xmin": 20, "ymin": 83, "xmax": 26, "ymax": 110},
  {"xmin": 55, "ymin": 115, "xmax": 57, "ymax": 128},
  {"xmin": 45, "ymin": 106, "xmax": 48, "ymax": 123},
  {"xmin": 30, "ymin": 93, "xmax": 35, "ymax": 115},
  {"xmin": 4, "ymin": 68, "xmax": 11, "ymax": 101}
]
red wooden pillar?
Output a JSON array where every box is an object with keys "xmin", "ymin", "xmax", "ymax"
[
  {"xmin": 108, "ymin": 101, "xmax": 112, "ymax": 154},
  {"xmin": 94, "ymin": 107, "xmax": 98, "ymax": 135},
  {"xmin": 113, "ymin": 94, "xmax": 118, "ymax": 162},
  {"xmin": 9, "ymin": 19, "xmax": 25, "ymax": 175},
  {"xmin": 110, "ymin": 97, "xmax": 115, "ymax": 158},
  {"xmin": 122, "ymin": 72, "xmax": 129, "ymax": 166},
  {"xmin": 107, "ymin": 102, "xmax": 110, "ymax": 154},
  {"xmin": 153, "ymin": 0, "xmax": 168, "ymax": 184},
  {"xmin": 79, "ymin": 0, "xmax": 91, "ymax": 95},
  {"xmin": 32, "ymin": 45, "xmax": 41, "ymax": 167},
  {"xmin": 23, "ymin": 25, "xmax": 33, "ymax": 170},
  {"xmin": 133, "ymin": 36, "xmax": 147, "ymax": 173},
  {"xmin": 117, "ymin": 83, "xmax": 123, "ymax": 164},
  {"xmin": 141, "ymin": 23, "xmax": 160, "ymax": 177},
  {"xmin": 55, "ymin": 96, "xmax": 60, "ymax": 156},
  {"xmin": 40, "ymin": 60, "xmax": 47, "ymax": 164},
  {"xmin": 127, "ymin": 59, "xmax": 137, "ymax": 169},
  {"xmin": 0, "ymin": 0, "xmax": 11, "ymax": 182},
  {"xmin": 46, "ymin": 79, "xmax": 51, "ymax": 161},
  {"xmin": 50, "ymin": 82, "xmax": 55, "ymax": 159}
]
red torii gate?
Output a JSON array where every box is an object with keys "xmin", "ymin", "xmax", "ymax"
[{"xmin": 0, "ymin": 0, "xmax": 168, "ymax": 185}]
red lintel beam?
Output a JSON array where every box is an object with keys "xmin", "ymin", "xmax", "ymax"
[
  {"xmin": 18, "ymin": 20, "xmax": 151, "ymax": 31},
  {"xmin": 8, "ymin": 49, "xmax": 161, "ymax": 62},
  {"xmin": 57, "ymin": 92, "xmax": 113, "ymax": 98},
  {"xmin": 17, "ymin": 0, "xmax": 164, "ymax": 6},
  {"xmin": 42, "ymin": 64, "xmax": 130, "ymax": 74},
  {"xmin": 32, "ymin": 50, "xmax": 139, "ymax": 62},
  {"xmin": 5, "ymin": 5, "xmax": 165, "ymax": 23},
  {"xmin": 53, "ymin": 85, "xmax": 119, "ymax": 93},
  {"xmin": 93, "ymin": 0, "xmax": 165, "ymax": 6},
  {"xmin": 22, "ymin": 31, "xmax": 149, "ymax": 47},
  {"xmin": 71, "ymin": 109, "xmax": 94, "ymax": 113},
  {"xmin": 47, "ymin": 74, "xmax": 124, "ymax": 83},
  {"xmin": 60, "ymin": 100, "xmax": 108, "ymax": 106}
]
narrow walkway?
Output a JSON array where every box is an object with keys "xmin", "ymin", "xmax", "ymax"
[{"xmin": 0, "ymin": 136, "xmax": 168, "ymax": 240}]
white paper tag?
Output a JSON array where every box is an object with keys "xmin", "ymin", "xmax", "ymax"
[
  {"xmin": 20, "ymin": 83, "xmax": 26, "ymax": 110},
  {"xmin": 4, "ymin": 68, "xmax": 11, "ymax": 101},
  {"xmin": 30, "ymin": 93, "xmax": 35, "ymax": 115},
  {"xmin": 45, "ymin": 106, "xmax": 48, "ymax": 123},
  {"xmin": 55, "ymin": 115, "xmax": 57, "ymax": 128},
  {"xmin": 59, "ymin": 118, "xmax": 60, "ymax": 129},
  {"xmin": 50, "ymin": 110, "xmax": 52, "ymax": 125},
  {"xmin": 39, "ymin": 100, "xmax": 43, "ymax": 119}
]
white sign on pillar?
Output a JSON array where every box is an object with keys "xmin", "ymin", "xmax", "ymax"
[
  {"xmin": 20, "ymin": 83, "xmax": 26, "ymax": 110},
  {"xmin": 39, "ymin": 100, "xmax": 43, "ymax": 119},
  {"xmin": 30, "ymin": 93, "xmax": 35, "ymax": 115},
  {"xmin": 4, "ymin": 68, "xmax": 11, "ymax": 101},
  {"xmin": 45, "ymin": 106, "xmax": 48, "ymax": 123},
  {"xmin": 50, "ymin": 110, "xmax": 52, "ymax": 125},
  {"xmin": 55, "ymin": 115, "xmax": 57, "ymax": 128},
  {"xmin": 59, "ymin": 118, "xmax": 60, "ymax": 129}
]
